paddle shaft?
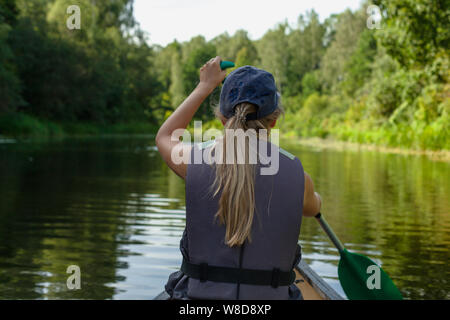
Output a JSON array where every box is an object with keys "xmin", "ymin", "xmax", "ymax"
[{"xmin": 315, "ymin": 213, "xmax": 345, "ymax": 253}]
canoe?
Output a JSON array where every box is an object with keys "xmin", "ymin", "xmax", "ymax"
[{"xmin": 154, "ymin": 260, "xmax": 344, "ymax": 300}]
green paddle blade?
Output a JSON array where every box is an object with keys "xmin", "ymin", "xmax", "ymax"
[{"xmin": 338, "ymin": 249, "xmax": 403, "ymax": 300}]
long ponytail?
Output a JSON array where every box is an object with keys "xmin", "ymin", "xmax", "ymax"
[{"xmin": 212, "ymin": 102, "xmax": 282, "ymax": 247}]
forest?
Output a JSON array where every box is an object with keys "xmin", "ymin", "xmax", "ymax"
[{"xmin": 0, "ymin": 0, "xmax": 448, "ymax": 150}]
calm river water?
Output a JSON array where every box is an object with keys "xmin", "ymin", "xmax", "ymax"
[{"xmin": 0, "ymin": 136, "xmax": 448, "ymax": 299}]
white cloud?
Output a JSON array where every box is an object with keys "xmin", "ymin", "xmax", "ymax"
[{"xmin": 134, "ymin": 0, "xmax": 363, "ymax": 46}]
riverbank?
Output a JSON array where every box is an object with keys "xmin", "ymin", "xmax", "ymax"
[
  {"xmin": 281, "ymin": 136, "xmax": 450, "ymax": 162},
  {"xmin": 1, "ymin": 112, "xmax": 448, "ymax": 162},
  {"xmin": 0, "ymin": 113, "xmax": 158, "ymax": 139}
]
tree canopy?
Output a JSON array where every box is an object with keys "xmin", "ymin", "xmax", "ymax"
[{"xmin": 0, "ymin": 0, "xmax": 448, "ymax": 150}]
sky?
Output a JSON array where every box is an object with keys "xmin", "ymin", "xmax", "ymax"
[{"xmin": 134, "ymin": 0, "xmax": 364, "ymax": 47}]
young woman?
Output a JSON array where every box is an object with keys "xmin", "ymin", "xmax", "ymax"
[{"xmin": 156, "ymin": 56, "xmax": 322, "ymax": 300}]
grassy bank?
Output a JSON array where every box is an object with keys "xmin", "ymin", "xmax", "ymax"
[
  {"xmin": 0, "ymin": 113, "xmax": 158, "ymax": 139},
  {"xmin": 282, "ymin": 115, "xmax": 450, "ymax": 152},
  {"xmin": 283, "ymin": 136, "xmax": 450, "ymax": 162}
]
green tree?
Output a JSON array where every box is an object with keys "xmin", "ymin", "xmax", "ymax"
[
  {"xmin": 320, "ymin": 9, "xmax": 367, "ymax": 92},
  {"xmin": 301, "ymin": 71, "xmax": 321, "ymax": 99},
  {"xmin": 213, "ymin": 30, "xmax": 258, "ymax": 63},
  {"xmin": 342, "ymin": 29, "xmax": 378, "ymax": 95},
  {"xmin": 181, "ymin": 36, "xmax": 217, "ymax": 120},
  {"xmin": 0, "ymin": 0, "xmax": 22, "ymax": 112},
  {"xmin": 169, "ymin": 48, "xmax": 185, "ymax": 108},
  {"xmin": 0, "ymin": 0, "xmax": 19, "ymax": 25},
  {"xmin": 287, "ymin": 10, "xmax": 326, "ymax": 95},
  {"xmin": 235, "ymin": 46, "xmax": 257, "ymax": 67},
  {"xmin": 374, "ymin": 0, "xmax": 450, "ymax": 68},
  {"xmin": 257, "ymin": 23, "xmax": 290, "ymax": 92},
  {"xmin": 0, "ymin": 23, "xmax": 22, "ymax": 112}
]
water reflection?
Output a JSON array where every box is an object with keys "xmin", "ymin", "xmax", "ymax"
[{"xmin": 0, "ymin": 137, "xmax": 448, "ymax": 299}]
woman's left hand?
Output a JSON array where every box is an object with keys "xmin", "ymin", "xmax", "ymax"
[
  {"xmin": 199, "ymin": 56, "xmax": 227, "ymax": 92},
  {"xmin": 156, "ymin": 56, "xmax": 226, "ymax": 180}
]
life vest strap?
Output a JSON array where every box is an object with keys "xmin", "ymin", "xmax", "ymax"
[{"xmin": 181, "ymin": 258, "xmax": 295, "ymax": 288}]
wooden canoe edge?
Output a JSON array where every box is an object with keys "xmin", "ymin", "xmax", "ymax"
[{"xmin": 295, "ymin": 260, "xmax": 344, "ymax": 300}]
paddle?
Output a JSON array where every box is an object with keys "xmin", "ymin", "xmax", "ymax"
[{"xmin": 315, "ymin": 212, "xmax": 403, "ymax": 300}]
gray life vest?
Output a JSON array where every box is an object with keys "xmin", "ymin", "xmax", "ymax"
[{"xmin": 178, "ymin": 140, "xmax": 304, "ymax": 300}]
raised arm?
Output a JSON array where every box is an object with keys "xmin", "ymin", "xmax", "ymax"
[
  {"xmin": 303, "ymin": 172, "xmax": 322, "ymax": 217},
  {"xmin": 155, "ymin": 56, "xmax": 226, "ymax": 179}
]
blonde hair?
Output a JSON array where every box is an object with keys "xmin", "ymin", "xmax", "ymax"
[{"xmin": 212, "ymin": 102, "xmax": 283, "ymax": 247}]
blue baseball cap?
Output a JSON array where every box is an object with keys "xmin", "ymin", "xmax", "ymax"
[{"xmin": 219, "ymin": 66, "xmax": 279, "ymax": 120}]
